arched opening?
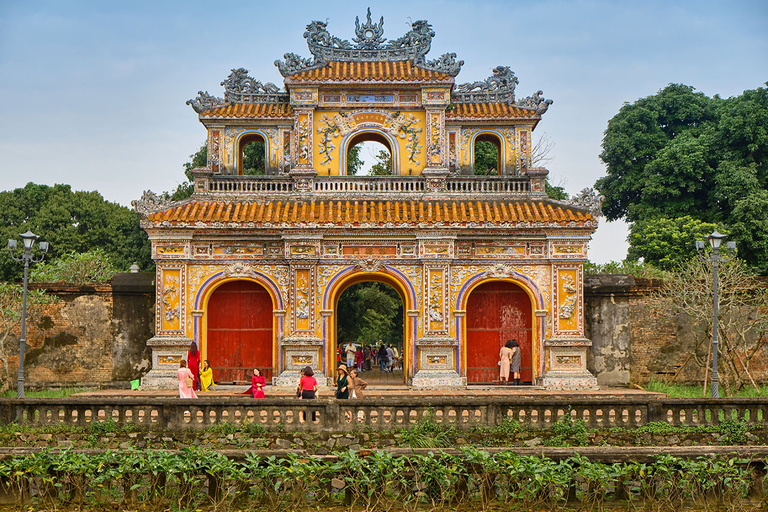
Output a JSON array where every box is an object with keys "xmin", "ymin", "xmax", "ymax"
[
  {"xmin": 345, "ymin": 132, "xmax": 394, "ymax": 176},
  {"xmin": 473, "ymin": 133, "xmax": 502, "ymax": 175},
  {"xmin": 465, "ymin": 281, "xmax": 532, "ymax": 384},
  {"xmin": 206, "ymin": 280, "xmax": 273, "ymax": 383},
  {"xmin": 237, "ymin": 133, "xmax": 266, "ymax": 175},
  {"xmin": 330, "ymin": 275, "xmax": 408, "ymax": 384}
]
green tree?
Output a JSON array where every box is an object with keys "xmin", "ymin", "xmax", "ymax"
[
  {"xmin": 168, "ymin": 142, "xmax": 208, "ymax": 201},
  {"xmin": 337, "ymin": 282, "xmax": 403, "ymax": 347},
  {"xmin": 347, "ymin": 145, "xmax": 363, "ymax": 175},
  {"xmin": 30, "ymin": 249, "xmax": 118, "ymax": 284},
  {"xmin": 595, "ymin": 83, "xmax": 768, "ymax": 273},
  {"xmin": 0, "ymin": 183, "xmax": 152, "ymax": 282},
  {"xmin": 627, "ymin": 216, "xmax": 722, "ymax": 270},
  {"xmin": 545, "ymin": 179, "xmax": 568, "ymax": 200},
  {"xmin": 369, "ymin": 149, "xmax": 393, "ymax": 176},
  {"xmin": 242, "ymin": 140, "xmax": 266, "ymax": 175},
  {"xmin": 474, "ymin": 140, "xmax": 498, "ymax": 175}
]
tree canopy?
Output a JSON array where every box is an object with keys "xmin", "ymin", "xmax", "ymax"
[
  {"xmin": 595, "ymin": 83, "xmax": 768, "ymax": 273},
  {"xmin": 0, "ymin": 183, "xmax": 152, "ymax": 282},
  {"xmin": 474, "ymin": 140, "xmax": 499, "ymax": 175},
  {"xmin": 336, "ymin": 282, "xmax": 403, "ymax": 347}
]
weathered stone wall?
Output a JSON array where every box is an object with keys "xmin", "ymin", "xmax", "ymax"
[
  {"xmin": 585, "ymin": 275, "xmax": 768, "ymax": 387},
  {"xmin": 3, "ymin": 273, "xmax": 154, "ymax": 390}
]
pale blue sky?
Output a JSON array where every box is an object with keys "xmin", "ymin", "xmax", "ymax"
[{"xmin": 1, "ymin": 0, "xmax": 766, "ymax": 262}]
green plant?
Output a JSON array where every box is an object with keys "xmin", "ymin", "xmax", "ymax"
[
  {"xmin": 544, "ymin": 409, "xmax": 589, "ymax": 447},
  {"xmin": 399, "ymin": 409, "xmax": 456, "ymax": 449},
  {"xmin": 717, "ymin": 418, "xmax": 748, "ymax": 444}
]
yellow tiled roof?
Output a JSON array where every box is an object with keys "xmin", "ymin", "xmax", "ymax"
[
  {"xmin": 285, "ymin": 61, "xmax": 453, "ymax": 83},
  {"xmin": 148, "ymin": 200, "xmax": 592, "ymax": 226},
  {"xmin": 446, "ymin": 103, "xmax": 538, "ymax": 119},
  {"xmin": 200, "ymin": 103, "xmax": 293, "ymax": 119}
]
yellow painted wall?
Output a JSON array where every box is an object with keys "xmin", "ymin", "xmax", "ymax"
[{"xmin": 312, "ymin": 110, "xmax": 427, "ymax": 175}]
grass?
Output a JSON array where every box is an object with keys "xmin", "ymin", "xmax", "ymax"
[
  {"xmin": 0, "ymin": 387, "xmax": 91, "ymax": 398},
  {"xmin": 644, "ymin": 379, "xmax": 768, "ymax": 398}
]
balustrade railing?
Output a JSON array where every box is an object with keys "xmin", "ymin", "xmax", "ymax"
[
  {"xmin": 2, "ymin": 397, "xmax": 765, "ymax": 432},
  {"xmin": 197, "ymin": 175, "xmax": 533, "ymax": 197}
]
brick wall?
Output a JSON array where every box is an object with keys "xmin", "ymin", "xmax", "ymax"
[
  {"xmin": 586, "ymin": 275, "xmax": 768, "ymax": 387},
  {"xmin": 2, "ymin": 273, "xmax": 154, "ymax": 390}
]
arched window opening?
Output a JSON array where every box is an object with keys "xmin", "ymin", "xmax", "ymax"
[
  {"xmin": 237, "ymin": 133, "xmax": 266, "ymax": 175},
  {"xmin": 474, "ymin": 134, "xmax": 502, "ymax": 175},
  {"xmin": 346, "ymin": 132, "xmax": 394, "ymax": 176}
]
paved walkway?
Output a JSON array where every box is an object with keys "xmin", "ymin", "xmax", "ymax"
[
  {"xmin": 75, "ymin": 366, "xmax": 662, "ymax": 398},
  {"xmin": 76, "ymin": 386, "xmax": 662, "ymax": 398}
]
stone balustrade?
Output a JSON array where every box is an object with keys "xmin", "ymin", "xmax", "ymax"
[
  {"xmin": 193, "ymin": 172, "xmax": 536, "ymax": 198},
  {"xmin": 2, "ymin": 397, "xmax": 765, "ymax": 432}
]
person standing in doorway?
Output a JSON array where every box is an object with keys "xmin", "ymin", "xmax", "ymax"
[
  {"xmin": 187, "ymin": 342, "xmax": 202, "ymax": 391},
  {"xmin": 386, "ymin": 345, "xmax": 395, "ymax": 373},
  {"xmin": 378, "ymin": 344, "xmax": 388, "ymax": 372},
  {"xmin": 499, "ymin": 340, "xmax": 514, "ymax": 385},
  {"xmin": 363, "ymin": 345, "xmax": 372, "ymax": 371},
  {"xmin": 344, "ymin": 341, "xmax": 356, "ymax": 369},
  {"xmin": 510, "ymin": 339, "xmax": 522, "ymax": 385}
]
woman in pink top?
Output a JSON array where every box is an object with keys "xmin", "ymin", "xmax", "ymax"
[
  {"xmin": 251, "ymin": 368, "xmax": 266, "ymax": 399},
  {"xmin": 297, "ymin": 366, "xmax": 318, "ymax": 421},
  {"xmin": 177, "ymin": 360, "xmax": 198, "ymax": 399},
  {"xmin": 298, "ymin": 366, "xmax": 318, "ymax": 399}
]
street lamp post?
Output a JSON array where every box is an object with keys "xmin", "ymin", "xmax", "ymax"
[
  {"xmin": 695, "ymin": 231, "xmax": 736, "ymax": 399},
  {"xmin": 7, "ymin": 231, "xmax": 48, "ymax": 398}
]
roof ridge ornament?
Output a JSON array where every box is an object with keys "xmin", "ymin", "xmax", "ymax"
[
  {"xmin": 221, "ymin": 68, "xmax": 289, "ymax": 104},
  {"xmin": 186, "ymin": 91, "xmax": 225, "ymax": 113},
  {"xmin": 454, "ymin": 66, "xmax": 519, "ymax": 104},
  {"xmin": 353, "ymin": 8, "xmax": 386, "ymax": 49},
  {"xmin": 567, "ymin": 188, "xmax": 605, "ymax": 218},
  {"xmin": 274, "ymin": 9, "xmax": 463, "ymax": 77},
  {"xmin": 453, "ymin": 66, "xmax": 552, "ymax": 112}
]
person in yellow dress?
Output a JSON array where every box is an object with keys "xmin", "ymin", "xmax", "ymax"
[{"xmin": 199, "ymin": 360, "xmax": 217, "ymax": 391}]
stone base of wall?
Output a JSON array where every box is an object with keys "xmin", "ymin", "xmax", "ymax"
[
  {"xmin": 541, "ymin": 370, "xmax": 598, "ymax": 390},
  {"xmin": 411, "ymin": 370, "xmax": 466, "ymax": 388},
  {"xmin": 275, "ymin": 369, "xmax": 329, "ymax": 388}
]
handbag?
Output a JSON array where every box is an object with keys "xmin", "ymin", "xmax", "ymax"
[
  {"xmin": 185, "ymin": 376, "xmax": 193, "ymax": 388},
  {"xmin": 334, "ymin": 389, "xmax": 341, "ymax": 399}
]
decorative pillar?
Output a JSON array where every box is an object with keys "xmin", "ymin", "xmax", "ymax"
[{"xmin": 541, "ymin": 265, "xmax": 598, "ymax": 389}]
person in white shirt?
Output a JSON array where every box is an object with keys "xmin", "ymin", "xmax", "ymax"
[
  {"xmin": 345, "ymin": 341, "xmax": 356, "ymax": 369},
  {"xmin": 385, "ymin": 345, "xmax": 395, "ymax": 372}
]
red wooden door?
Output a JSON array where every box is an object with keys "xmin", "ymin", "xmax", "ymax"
[
  {"xmin": 466, "ymin": 281, "xmax": 532, "ymax": 383},
  {"xmin": 207, "ymin": 281, "xmax": 273, "ymax": 383}
]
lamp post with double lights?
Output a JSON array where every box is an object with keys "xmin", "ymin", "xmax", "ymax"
[
  {"xmin": 7, "ymin": 231, "xmax": 49, "ymax": 398},
  {"xmin": 695, "ymin": 231, "xmax": 736, "ymax": 399}
]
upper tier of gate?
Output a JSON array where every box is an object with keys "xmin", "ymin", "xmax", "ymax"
[{"xmin": 190, "ymin": 168, "xmax": 547, "ymax": 200}]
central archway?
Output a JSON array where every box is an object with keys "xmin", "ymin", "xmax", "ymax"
[{"xmin": 326, "ymin": 272, "xmax": 413, "ymax": 384}]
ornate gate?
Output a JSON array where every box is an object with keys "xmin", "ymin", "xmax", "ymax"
[
  {"xmin": 207, "ymin": 281, "xmax": 273, "ymax": 383},
  {"xmin": 466, "ymin": 281, "xmax": 532, "ymax": 384}
]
